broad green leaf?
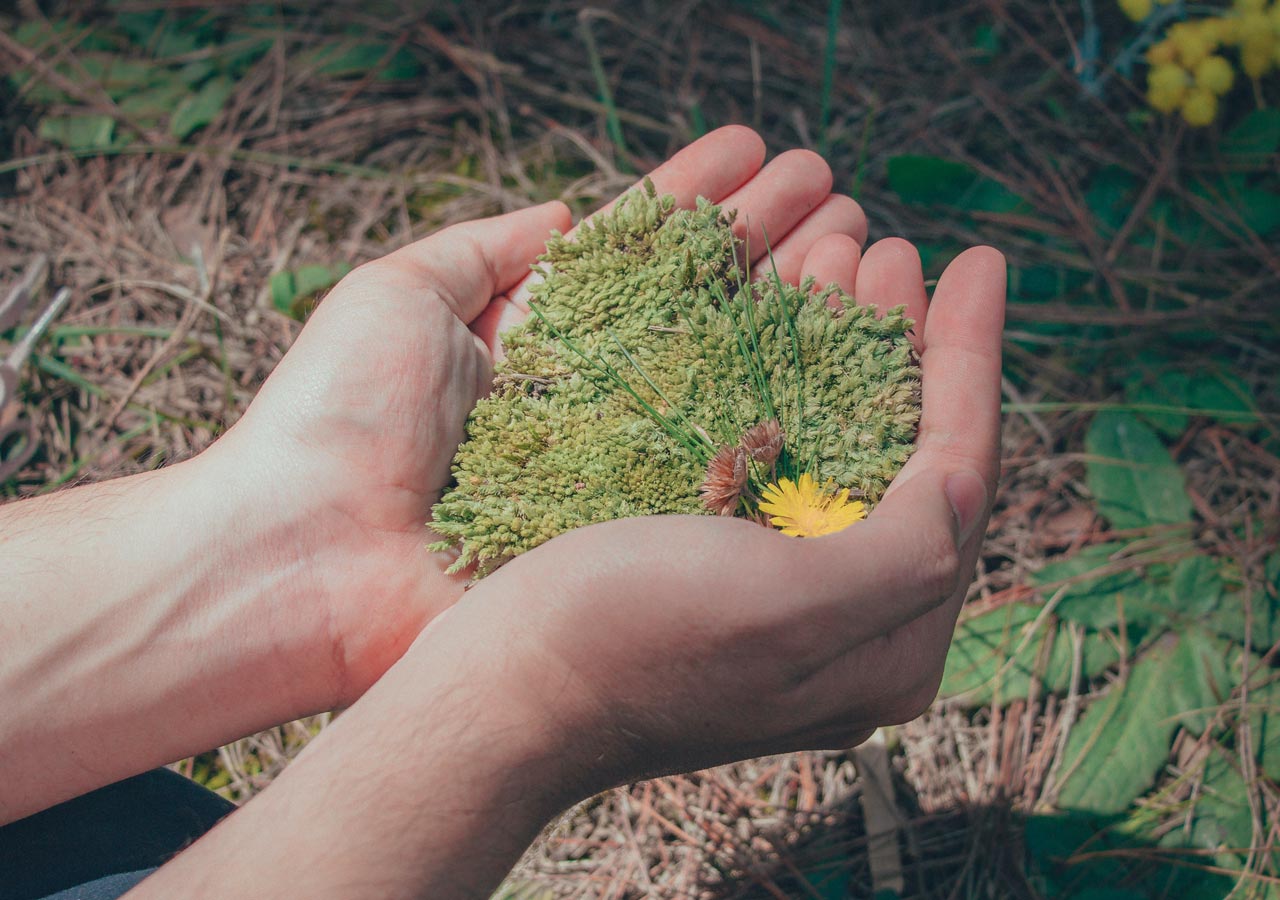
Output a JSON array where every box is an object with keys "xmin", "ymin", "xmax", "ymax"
[
  {"xmin": 1206, "ymin": 589, "xmax": 1280, "ymax": 654},
  {"xmin": 270, "ymin": 264, "xmax": 351, "ymax": 321},
  {"xmin": 1221, "ymin": 109, "xmax": 1280, "ymax": 164},
  {"xmin": 1234, "ymin": 186, "xmax": 1280, "ymax": 237},
  {"xmin": 301, "ymin": 41, "xmax": 422, "ymax": 81},
  {"xmin": 885, "ymin": 154, "xmax": 1025, "ymax": 213},
  {"xmin": 1187, "ymin": 371, "xmax": 1256, "ymax": 426},
  {"xmin": 169, "ymin": 76, "xmax": 235, "ymax": 139},
  {"xmin": 1035, "ymin": 542, "xmax": 1145, "ymax": 630},
  {"xmin": 1084, "ymin": 167, "xmax": 1138, "ymax": 235},
  {"xmin": 116, "ymin": 78, "xmax": 190, "ymax": 120},
  {"xmin": 292, "ymin": 263, "xmax": 348, "ymax": 298},
  {"xmin": 1024, "ymin": 813, "xmax": 1128, "ymax": 893},
  {"xmin": 1085, "ymin": 411, "xmax": 1192, "ymax": 531},
  {"xmin": 1125, "ymin": 369, "xmax": 1191, "ymax": 437},
  {"xmin": 269, "ymin": 271, "xmax": 296, "ymax": 316},
  {"xmin": 1248, "ymin": 679, "xmax": 1280, "ymax": 784},
  {"xmin": 36, "ymin": 114, "xmax": 116, "ymax": 150},
  {"xmin": 940, "ymin": 601, "xmax": 1121, "ymax": 704},
  {"xmin": 1167, "ymin": 555, "xmax": 1224, "ymax": 619},
  {"xmin": 177, "ymin": 60, "xmax": 218, "ymax": 87},
  {"xmin": 1057, "ymin": 630, "xmax": 1229, "ymax": 814},
  {"xmin": 1191, "ymin": 749, "xmax": 1255, "ymax": 859}
]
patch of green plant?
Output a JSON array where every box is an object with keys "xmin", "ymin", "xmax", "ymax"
[
  {"xmin": 941, "ymin": 354, "xmax": 1275, "ymax": 888},
  {"xmin": 7, "ymin": 6, "xmax": 427, "ymax": 151},
  {"xmin": 270, "ymin": 263, "xmax": 351, "ymax": 321}
]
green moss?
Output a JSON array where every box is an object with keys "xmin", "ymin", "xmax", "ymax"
[{"xmin": 430, "ymin": 183, "xmax": 921, "ymax": 576}]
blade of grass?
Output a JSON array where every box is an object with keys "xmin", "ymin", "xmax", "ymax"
[
  {"xmin": 578, "ymin": 11, "xmax": 630, "ymax": 167},
  {"xmin": 818, "ymin": 0, "xmax": 841, "ymax": 157}
]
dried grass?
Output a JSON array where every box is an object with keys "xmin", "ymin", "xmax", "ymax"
[{"xmin": 2, "ymin": 1, "xmax": 1278, "ymax": 896}]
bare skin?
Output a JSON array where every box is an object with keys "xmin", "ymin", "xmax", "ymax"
[{"xmin": 0, "ymin": 126, "xmax": 1004, "ymax": 897}]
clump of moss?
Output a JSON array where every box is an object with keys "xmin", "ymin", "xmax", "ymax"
[{"xmin": 429, "ymin": 183, "xmax": 921, "ymax": 576}]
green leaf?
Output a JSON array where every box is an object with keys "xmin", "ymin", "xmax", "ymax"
[
  {"xmin": 177, "ymin": 60, "xmax": 218, "ymax": 87},
  {"xmin": 1187, "ymin": 371, "xmax": 1256, "ymax": 426},
  {"xmin": 116, "ymin": 78, "xmax": 191, "ymax": 121},
  {"xmin": 940, "ymin": 601, "xmax": 1121, "ymax": 704},
  {"xmin": 1085, "ymin": 411, "xmax": 1192, "ymax": 531},
  {"xmin": 1024, "ymin": 813, "xmax": 1129, "ymax": 894},
  {"xmin": 270, "ymin": 264, "xmax": 350, "ymax": 321},
  {"xmin": 292, "ymin": 263, "xmax": 347, "ymax": 298},
  {"xmin": 1221, "ymin": 109, "xmax": 1280, "ymax": 165},
  {"xmin": 1191, "ymin": 749, "xmax": 1255, "ymax": 859},
  {"xmin": 1206, "ymin": 589, "xmax": 1280, "ymax": 654},
  {"xmin": 1167, "ymin": 555, "xmax": 1224, "ymax": 619},
  {"xmin": 269, "ymin": 271, "xmax": 296, "ymax": 316},
  {"xmin": 36, "ymin": 114, "xmax": 116, "ymax": 150},
  {"xmin": 1125, "ymin": 369, "xmax": 1191, "ymax": 438},
  {"xmin": 885, "ymin": 154, "xmax": 1025, "ymax": 213},
  {"xmin": 1084, "ymin": 167, "xmax": 1138, "ymax": 235},
  {"xmin": 1035, "ymin": 543, "xmax": 1140, "ymax": 622},
  {"xmin": 169, "ymin": 76, "xmax": 235, "ymax": 139},
  {"xmin": 1242, "ymin": 660, "xmax": 1280, "ymax": 787},
  {"xmin": 1234, "ymin": 186, "xmax": 1280, "ymax": 237},
  {"xmin": 1056, "ymin": 630, "xmax": 1230, "ymax": 814},
  {"xmin": 302, "ymin": 41, "xmax": 422, "ymax": 81}
]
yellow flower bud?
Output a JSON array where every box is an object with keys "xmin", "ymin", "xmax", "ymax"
[
  {"xmin": 1198, "ymin": 17, "xmax": 1227, "ymax": 45},
  {"xmin": 1194, "ymin": 55, "xmax": 1236, "ymax": 94},
  {"xmin": 1146, "ymin": 39, "xmax": 1177, "ymax": 66},
  {"xmin": 1217, "ymin": 16, "xmax": 1244, "ymax": 43},
  {"xmin": 1242, "ymin": 34, "xmax": 1277, "ymax": 77},
  {"xmin": 1239, "ymin": 11, "xmax": 1272, "ymax": 38},
  {"xmin": 1181, "ymin": 87, "xmax": 1218, "ymax": 126},
  {"xmin": 1170, "ymin": 24, "xmax": 1212, "ymax": 68},
  {"xmin": 1119, "ymin": 0, "xmax": 1153, "ymax": 21}
]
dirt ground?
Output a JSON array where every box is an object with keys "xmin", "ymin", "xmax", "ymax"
[{"xmin": 3, "ymin": 2, "xmax": 1278, "ymax": 897}]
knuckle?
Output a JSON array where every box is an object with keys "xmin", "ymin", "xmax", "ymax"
[{"xmin": 916, "ymin": 528, "xmax": 962, "ymax": 604}]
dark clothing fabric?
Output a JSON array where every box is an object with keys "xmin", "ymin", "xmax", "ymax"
[{"xmin": 0, "ymin": 768, "xmax": 234, "ymax": 900}]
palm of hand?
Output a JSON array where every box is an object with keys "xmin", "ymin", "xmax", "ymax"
[{"xmin": 218, "ymin": 127, "xmax": 874, "ymax": 704}]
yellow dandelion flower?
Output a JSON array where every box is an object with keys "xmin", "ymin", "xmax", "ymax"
[{"xmin": 758, "ymin": 472, "xmax": 866, "ymax": 538}]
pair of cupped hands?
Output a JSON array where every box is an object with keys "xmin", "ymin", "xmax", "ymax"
[{"xmin": 206, "ymin": 126, "xmax": 1003, "ymax": 790}]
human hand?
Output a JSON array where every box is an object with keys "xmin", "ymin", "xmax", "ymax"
[
  {"xmin": 123, "ymin": 230, "xmax": 1002, "ymax": 900},
  {"xmin": 201, "ymin": 126, "xmax": 870, "ymax": 709},
  {"xmin": 428, "ymin": 238, "xmax": 1004, "ymax": 788}
]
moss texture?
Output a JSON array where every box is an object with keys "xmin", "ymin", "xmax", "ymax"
[{"xmin": 429, "ymin": 184, "xmax": 921, "ymax": 576}]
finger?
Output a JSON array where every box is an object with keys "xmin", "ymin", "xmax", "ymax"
[
  {"xmin": 575, "ymin": 125, "xmax": 767, "ymax": 228},
  {"xmin": 756, "ymin": 194, "xmax": 867, "ymax": 285},
  {"xmin": 789, "ymin": 465, "xmax": 986, "ymax": 646},
  {"xmin": 718, "ymin": 149, "xmax": 833, "ymax": 265},
  {"xmin": 892, "ymin": 245, "xmax": 1006, "ymax": 490},
  {"xmin": 379, "ymin": 201, "xmax": 573, "ymax": 325},
  {"xmin": 497, "ymin": 126, "xmax": 768, "ymax": 338},
  {"xmin": 854, "ymin": 238, "xmax": 930, "ymax": 352},
  {"xmin": 798, "ymin": 233, "xmax": 862, "ymax": 304}
]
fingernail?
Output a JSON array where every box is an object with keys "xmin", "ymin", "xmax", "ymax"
[{"xmin": 945, "ymin": 470, "xmax": 988, "ymax": 546}]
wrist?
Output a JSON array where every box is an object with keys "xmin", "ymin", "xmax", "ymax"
[
  {"xmin": 174, "ymin": 442, "xmax": 349, "ymax": 715},
  {"xmin": 131, "ymin": 601, "xmax": 587, "ymax": 900}
]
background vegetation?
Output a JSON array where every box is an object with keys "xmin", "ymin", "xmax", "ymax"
[{"xmin": 2, "ymin": 1, "xmax": 1278, "ymax": 896}]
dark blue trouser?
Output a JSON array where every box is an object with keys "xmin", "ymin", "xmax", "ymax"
[{"xmin": 0, "ymin": 769, "xmax": 234, "ymax": 900}]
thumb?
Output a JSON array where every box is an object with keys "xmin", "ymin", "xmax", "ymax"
[{"xmin": 793, "ymin": 466, "xmax": 988, "ymax": 645}]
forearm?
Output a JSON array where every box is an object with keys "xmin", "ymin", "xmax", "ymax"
[
  {"xmin": 127, "ymin": 613, "xmax": 577, "ymax": 900},
  {"xmin": 0, "ymin": 453, "xmax": 337, "ymax": 823}
]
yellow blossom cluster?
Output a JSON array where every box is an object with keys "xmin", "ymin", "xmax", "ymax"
[{"xmin": 1120, "ymin": 0, "xmax": 1280, "ymax": 126}]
